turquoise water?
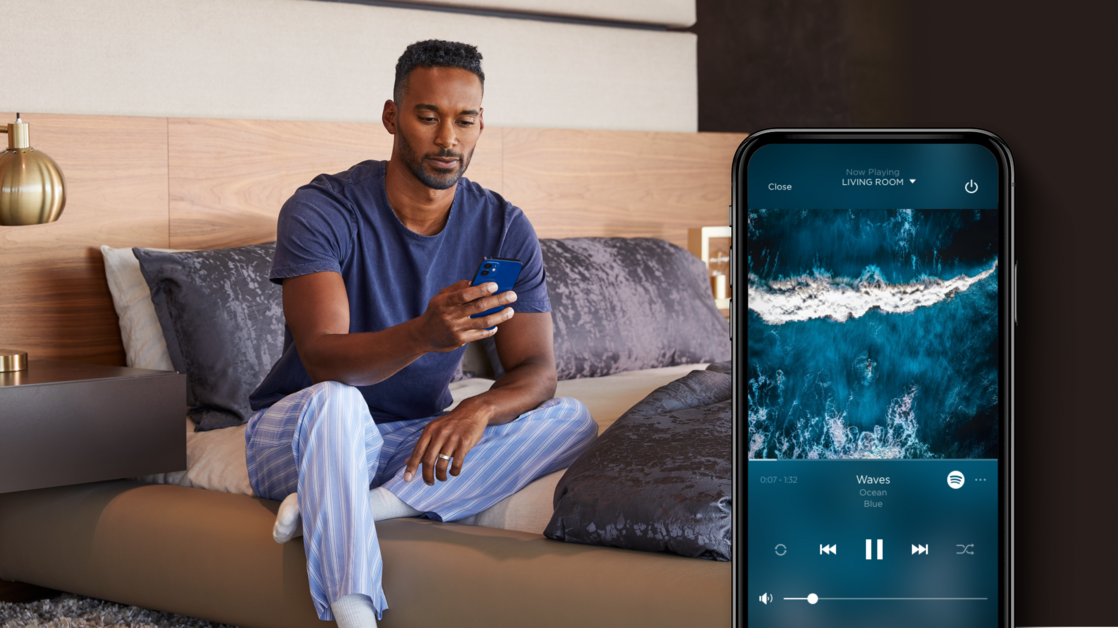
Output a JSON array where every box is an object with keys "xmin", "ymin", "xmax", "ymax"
[{"xmin": 747, "ymin": 208, "xmax": 1000, "ymax": 460}]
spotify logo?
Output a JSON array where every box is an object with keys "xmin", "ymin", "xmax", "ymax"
[{"xmin": 948, "ymin": 471, "xmax": 966, "ymax": 489}]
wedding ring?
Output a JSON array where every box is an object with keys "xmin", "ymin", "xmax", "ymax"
[{"xmin": 437, "ymin": 453, "xmax": 452, "ymax": 461}]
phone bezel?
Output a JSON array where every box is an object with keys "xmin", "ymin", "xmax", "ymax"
[{"xmin": 731, "ymin": 129, "xmax": 1015, "ymax": 628}]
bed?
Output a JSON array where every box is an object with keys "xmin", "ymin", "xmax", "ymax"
[{"xmin": 0, "ymin": 112, "xmax": 744, "ymax": 627}]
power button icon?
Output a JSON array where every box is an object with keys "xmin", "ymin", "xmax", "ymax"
[{"xmin": 965, "ymin": 179, "xmax": 979, "ymax": 194}]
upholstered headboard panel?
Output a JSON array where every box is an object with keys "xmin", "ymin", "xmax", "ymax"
[
  {"xmin": 399, "ymin": 0, "xmax": 696, "ymax": 27},
  {"xmin": 0, "ymin": 112, "xmax": 744, "ymax": 366},
  {"xmin": 4, "ymin": 0, "xmax": 696, "ymax": 132}
]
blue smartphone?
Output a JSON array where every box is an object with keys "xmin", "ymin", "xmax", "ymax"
[{"xmin": 469, "ymin": 257, "xmax": 522, "ymax": 329}]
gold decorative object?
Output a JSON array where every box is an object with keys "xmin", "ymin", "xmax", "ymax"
[
  {"xmin": 711, "ymin": 274, "xmax": 728, "ymax": 300},
  {"xmin": 0, "ymin": 349, "xmax": 28, "ymax": 372},
  {"xmin": 688, "ymin": 226, "xmax": 732, "ymax": 312},
  {"xmin": 0, "ymin": 113, "xmax": 66, "ymax": 226}
]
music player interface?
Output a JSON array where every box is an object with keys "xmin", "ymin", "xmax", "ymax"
[{"xmin": 746, "ymin": 143, "xmax": 1002, "ymax": 628}]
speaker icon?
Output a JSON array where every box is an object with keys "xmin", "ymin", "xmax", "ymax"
[
  {"xmin": 948, "ymin": 471, "xmax": 966, "ymax": 489},
  {"xmin": 759, "ymin": 593, "xmax": 773, "ymax": 605}
]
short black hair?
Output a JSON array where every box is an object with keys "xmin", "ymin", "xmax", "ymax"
[{"xmin": 393, "ymin": 40, "xmax": 484, "ymax": 103}]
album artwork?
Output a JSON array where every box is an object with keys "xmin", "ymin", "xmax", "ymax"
[{"xmin": 747, "ymin": 208, "xmax": 1000, "ymax": 459}]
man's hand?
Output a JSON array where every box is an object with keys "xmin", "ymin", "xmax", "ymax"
[
  {"xmin": 417, "ymin": 280, "xmax": 518, "ymax": 352},
  {"xmin": 403, "ymin": 398, "xmax": 492, "ymax": 484}
]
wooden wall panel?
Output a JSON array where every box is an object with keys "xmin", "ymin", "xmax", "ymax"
[
  {"xmin": 0, "ymin": 113, "xmax": 169, "ymax": 366},
  {"xmin": 469, "ymin": 127, "xmax": 502, "ymax": 196},
  {"xmin": 167, "ymin": 118, "xmax": 503, "ymax": 250},
  {"xmin": 168, "ymin": 118, "xmax": 384, "ymax": 250},
  {"xmin": 500, "ymin": 128, "xmax": 747, "ymax": 248},
  {"xmin": 0, "ymin": 113, "xmax": 740, "ymax": 366}
]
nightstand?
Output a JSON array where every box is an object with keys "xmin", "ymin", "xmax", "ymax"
[{"xmin": 0, "ymin": 360, "xmax": 186, "ymax": 494}]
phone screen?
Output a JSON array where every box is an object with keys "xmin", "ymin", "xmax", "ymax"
[{"xmin": 736, "ymin": 133, "xmax": 1013, "ymax": 628}]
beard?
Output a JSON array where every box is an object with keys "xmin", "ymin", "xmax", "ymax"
[{"xmin": 396, "ymin": 129, "xmax": 475, "ymax": 190}]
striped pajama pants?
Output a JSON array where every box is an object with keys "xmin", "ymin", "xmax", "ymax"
[{"xmin": 244, "ymin": 381, "xmax": 598, "ymax": 622}]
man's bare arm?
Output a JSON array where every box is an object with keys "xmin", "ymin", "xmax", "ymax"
[
  {"xmin": 470, "ymin": 310, "xmax": 558, "ymax": 425},
  {"xmin": 283, "ymin": 272, "xmax": 516, "ymax": 386},
  {"xmin": 403, "ymin": 310, "xmax": 558, "ymax": 484}
]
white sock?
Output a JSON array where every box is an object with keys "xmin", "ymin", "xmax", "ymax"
[
  {"xmin": 272, "ymin": 488, "xmax": 419, "ymax": 543},
  {"xmin": 369, "ymin": 486, "xmax": 421, "ymax": 521},
  {"xmin": 331, "ymin": 593, "xmax": 378, "ymax": 628},
  {"xmin": 273, "ymin": 492, "xmax": 303, "ymax": 543}
]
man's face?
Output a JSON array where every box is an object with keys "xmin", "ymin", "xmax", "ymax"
[{"xmin": 392, "ymin": 66, "xmax": 484, "ymax": 190}]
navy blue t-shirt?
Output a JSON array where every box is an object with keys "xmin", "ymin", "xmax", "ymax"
[{"xmin": 248, "ymin": 160, "xmax": 551, "ymax": 423}]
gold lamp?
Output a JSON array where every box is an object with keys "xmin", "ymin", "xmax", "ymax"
[
  {"xmin": 0, "ymin": 113, "xmax": 65, "ymax": 371},
  {"xmin": 0, "ymin": 113, "xmax": 66, "ymax": 226}
]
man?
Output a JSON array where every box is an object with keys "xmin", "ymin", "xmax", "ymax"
[{"xmin": 245, "ymin": 40, "xmax": 597, "ymax": 628}]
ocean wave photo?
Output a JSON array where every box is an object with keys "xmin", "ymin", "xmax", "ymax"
[{"xmin": 747, "ymin": 208, "xmax": 1000, "ymax": 459}]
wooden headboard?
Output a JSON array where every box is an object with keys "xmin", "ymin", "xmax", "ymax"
[{"xmin": 0, "ymin": 112, "xmax": 746, "ymax": 366}]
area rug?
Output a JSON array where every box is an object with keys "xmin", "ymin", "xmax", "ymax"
[{"xmin": 0, "ymin": 594, "xmax": 236, "ymax": 628}]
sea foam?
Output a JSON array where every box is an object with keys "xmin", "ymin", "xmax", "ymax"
[{"xmin": 747, "ymin": 261, "xmax": 997, "ymax": 325}]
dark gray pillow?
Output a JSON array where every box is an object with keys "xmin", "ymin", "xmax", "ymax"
[
  {"xmin": 544, "ymin": 363, "xmax": 732, "ymax": 560},
  {"xmin": 486, "ymin": 237, "xmax": 730, "ymax": 380},
  {"xmin": 135, "ymin": 243, "xmax": 285, "ymax": 431}
]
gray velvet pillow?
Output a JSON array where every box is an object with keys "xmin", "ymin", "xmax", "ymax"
[
  {"xmin": 544, "ymin": 363, "xmax": 732, "ymax": 560},
  {"xmin": 486, "ymin": 237, "xmax": 730, "ymax": 380},
  {"xmin": 135, "ymin": 243, "xmax": 285, "ymax": 431}
]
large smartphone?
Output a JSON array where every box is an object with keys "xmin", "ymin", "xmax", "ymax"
[
  {"xmin": 469, "ymin": 257, "xmax": 522, "ymax": 329},
  {"xmin": 733, "ymin": 130, "xmax": 1014, "ymax": 628}
]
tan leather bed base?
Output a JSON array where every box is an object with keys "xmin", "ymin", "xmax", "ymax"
[{"xmin": 0, "ymin": 481, "xmax": 731, "ymax": 627}]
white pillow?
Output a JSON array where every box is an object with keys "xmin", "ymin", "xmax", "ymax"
[{"xmin": 100, "ymin": 245, "xmax": 178, "ymax": 371}]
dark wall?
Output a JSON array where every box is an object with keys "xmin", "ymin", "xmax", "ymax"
[{"xmin": 697, "ymin": 1, "xmax": 1118, "ymax": 625}]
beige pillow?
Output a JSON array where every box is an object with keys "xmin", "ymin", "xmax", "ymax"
[
  {"xmin": 455, "ymin": 470, "xmax": 564, "ymax": 534},
  {"xmin": 100, "ymin": 245, "xmax": 178, "ymax": 371},
  {"xmin": 139, "ymin": 365, "xmax": 709, "ymax": 533},
  {"xmin": 140, "ymin": 419, "xmax": 254, "ymax": 496},
  {"xmin": 138, "ymin": 378, "xmax": 506, "ymax": 500}
]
